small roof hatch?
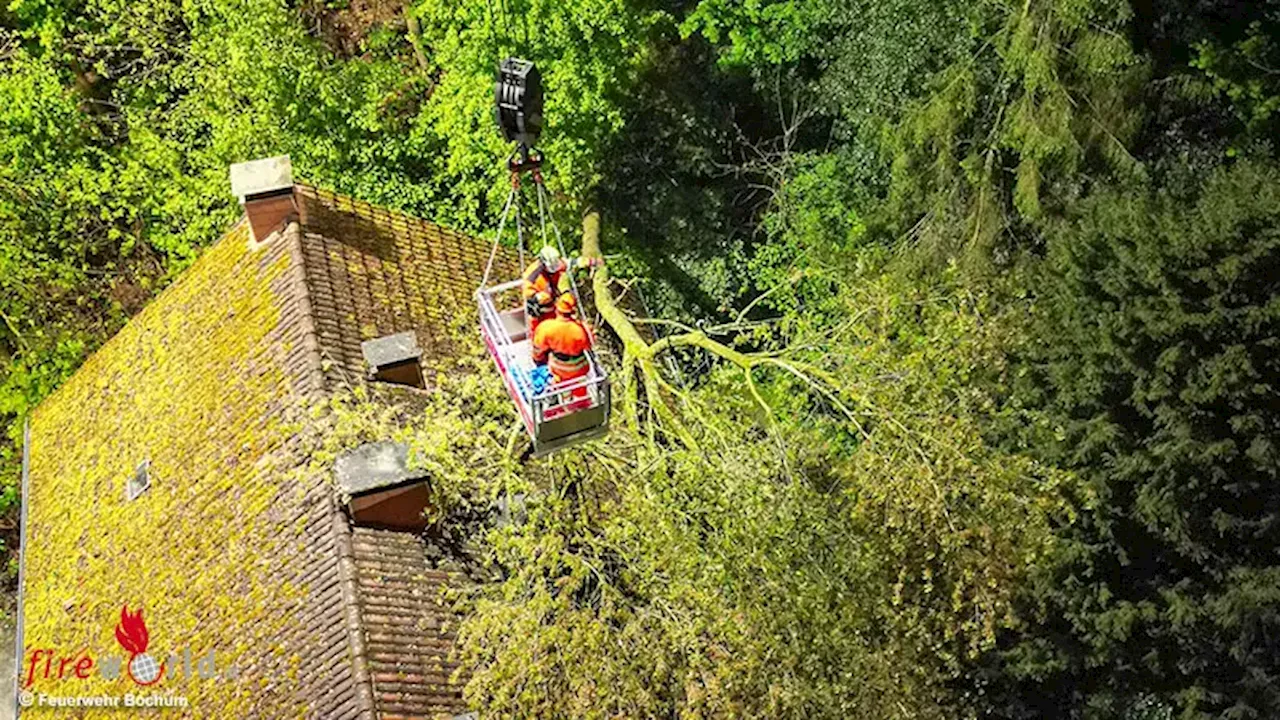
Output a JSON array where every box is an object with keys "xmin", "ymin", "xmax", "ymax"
[
  {"xmin": 361, "ymin": 331, "xmax": 425, "ymax": 388},
  {"xmin": 335, "ymin": 441, "xmax": 430, "ymax": 531}
]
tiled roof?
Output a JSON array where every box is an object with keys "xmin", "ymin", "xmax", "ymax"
[
  {"xmin": 23, "ymin": 222, "xmax": 363, "ymax": 718},
  {"xmin": 294, "ymin": 185, "xmax": 518, "ymax": 386},
  {"xmin": 351, "ymin": 528, "xmax": 469, "ymax": 720},
  {"xmin": 25, "ymin": 181, "xmax": 521, "ymax": 719},
  {"xmin": 288, "ymin": 185, "xmax": 519, "ymax": 719}
]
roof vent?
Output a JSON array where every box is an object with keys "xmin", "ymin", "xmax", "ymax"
[
  {"xmin": 127, "ymin": 460, "xmax": 151, "ymax": 501},
  {"xmin": 229, "ymin": 155, "xmax": 296, "ymax": 244},
  {"xmin": 361, "ymin": 331, "xmax": 425, "ymax": 388}
]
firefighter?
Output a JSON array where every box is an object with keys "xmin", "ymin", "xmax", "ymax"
[
  {"xmin": 522, "ymin": 244, "xmax": 604, "ymax": 336},
  {"xmin": 533, "ymin": 293, "xmax": 591, "ymax": 389},
  {"xmin": 522, "ymin": 245, "xmax": 571, "ymax": 335}
]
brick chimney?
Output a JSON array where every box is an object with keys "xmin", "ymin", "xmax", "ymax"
[{"xmin": 229, "ymin": 155, "xmax": 296, "ymax": 243}]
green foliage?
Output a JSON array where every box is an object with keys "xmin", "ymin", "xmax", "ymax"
[
  {"xmin": 982, "ymin": 159, "xmax": 1280, "ymax": 718},
  {"xmin": 1191, "ymin": 19, "xmax": 1280, "ymax": 135},
  {"xmin": 682, "ymin": 4, "xmax": 1280, "ymax": 716},
  {"xmin": 411, "ymin": 0, "xmax": 670, "ymax": 209},
  {"xmin": 680, "ymin": 0, "xmax": 822, "ymax": 66},
  {"xmin": 592, "ymin": 37, "xmax": 770, "ymax": 321},
  {"xmin": 455, "ymin": 264, "xmax": 1063, "ymax": 718},
  {"xmin": 884, "ymin": 0, "xmax": 1145, "ymax": 243},
  {"xmin": 682, "ymin": 0, "xmax": 1147, "ymax": 241},
  {"xmin": 747, "ymin": 149, "xmax": 873, "ymax": 318},
  {"xmin": 4, "ymin": 0, "xmax": 1280, "ymax": 712},
  {"xmin": 683, "ymin": 0, "xmax": 970, "ymax": 132}
]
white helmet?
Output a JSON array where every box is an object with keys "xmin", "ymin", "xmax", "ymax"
[{"xmin": 539, "ymin": 244, "xmax": 562, "ymax": 268}]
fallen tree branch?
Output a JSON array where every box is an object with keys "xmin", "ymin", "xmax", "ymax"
[{"xmin": 581, "ymin": 210, "xmax": 868, "ymax": 450}]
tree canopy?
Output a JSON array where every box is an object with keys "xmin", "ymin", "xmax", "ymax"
[{"xmin": 3, "ymin": 0, "xmax": 1279, "ymax": 716}]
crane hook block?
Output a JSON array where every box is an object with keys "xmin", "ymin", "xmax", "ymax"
[{"xmin": 495, "ymin": 58, "xmax": 544, "ymax": 146}]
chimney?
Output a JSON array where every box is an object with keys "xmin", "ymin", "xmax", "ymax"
[{"xmin": 229, "ymin": 155, "xmax": 296, "ymax": 243}]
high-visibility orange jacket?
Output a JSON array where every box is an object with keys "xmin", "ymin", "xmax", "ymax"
[
  {"xmin": 522, "ymin": 260, "xmax": 571, "ymax": 331},
  {"xmin": 533, "ymin": 316, "xmax": 591, "ymax": 381}
]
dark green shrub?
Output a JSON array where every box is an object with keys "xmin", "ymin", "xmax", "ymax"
[{"xmin": 982, "ymin": 160, "xmax": 1280, "ymax": 719}]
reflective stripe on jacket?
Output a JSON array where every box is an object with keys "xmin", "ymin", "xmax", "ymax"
[{"xmin": 549, "ymin": 350, "xmax": 589, "ymax": 380}]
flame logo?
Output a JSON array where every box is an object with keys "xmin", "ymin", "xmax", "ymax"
[
  {"xmin": 115, "ymin": 605, "xmax": 164, "ymax": 685},
  {"xmin": 114, "ymin": 606, "xmax": 149, "ymax": 654}
]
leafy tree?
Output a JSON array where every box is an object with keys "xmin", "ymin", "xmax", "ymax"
[
  {"xmin": 410, "ymin": 0, "xmax": 672, "ymax": 210},
  {"xmin": 446, "ymin": 219, "xmax": 1065, "ymax": 718},
  {"xmin": 1190, "ymin": 18, "xmax": 1280, "ymax": 137},
  {"xmin": 1132, "ymin": 1, "xmax": 1280, "ymax": 147},
  {"xmin": 682, "ymin": 0, "xmax": 969, "ymax": 133}
]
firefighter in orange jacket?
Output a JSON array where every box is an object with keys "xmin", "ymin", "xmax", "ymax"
[
  {"xmin": 523, "ymin": 245, "xmax": 572, "ymax": 335},
  {"xmin": 533, "ymin": 293, "xmax": 591, "ymax": 385},
  {"xmin": 522, "ymin": 245, "xmax": 602, "ymax": 335}
]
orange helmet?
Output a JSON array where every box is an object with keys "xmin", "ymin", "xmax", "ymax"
[{"xmin": 555, "ymin": 292, "xmax": 577, "ymax": 316}]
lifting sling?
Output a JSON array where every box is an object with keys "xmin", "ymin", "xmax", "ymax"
[{"xmin": 475, "ymin": 59, "xmax": 611, "ymax": 457}]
